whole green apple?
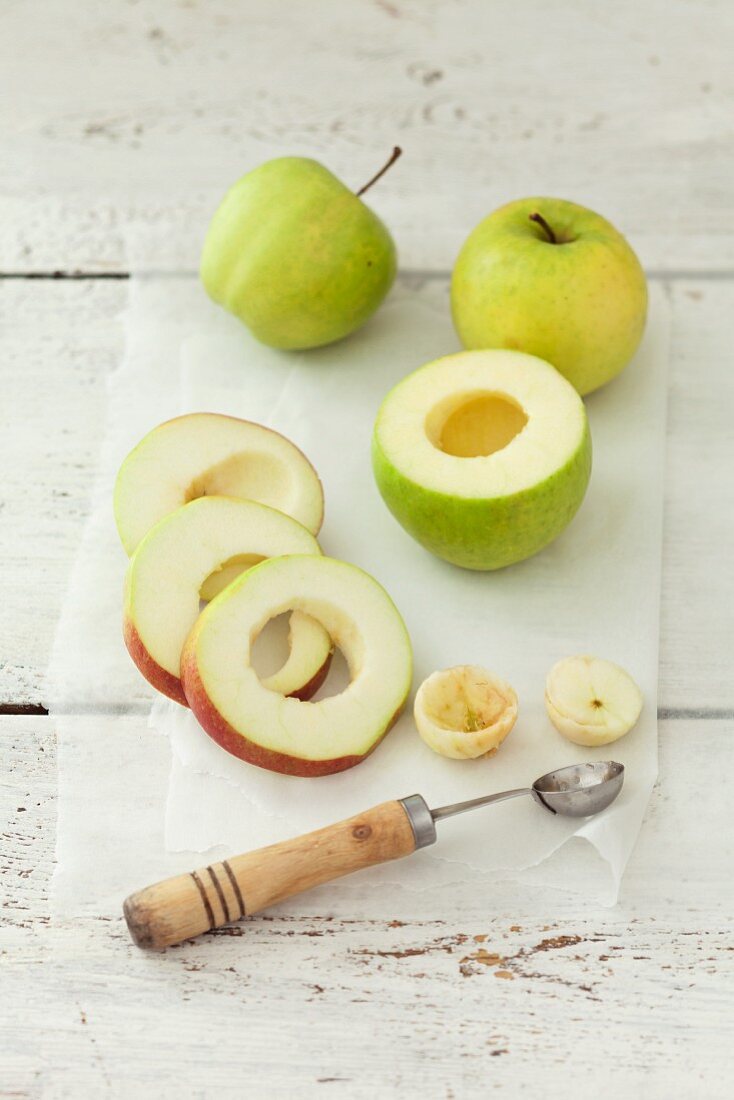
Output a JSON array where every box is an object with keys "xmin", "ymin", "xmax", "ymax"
[
  {"xmin": 201, "ymin": 150, "xmax": 401, "ymax": 350},
  {"xmin": 451, "ymin": 197, "xmax": 647, "ymax": 395},
  {"xmin": 372, "ymin": 349, "xmax": 592, "ymax": 571}
]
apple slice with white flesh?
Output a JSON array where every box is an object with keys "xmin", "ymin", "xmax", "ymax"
[
  {"xmin": 372, "ymin": 349, "xmax": 591, "ymax": 570},
  {"xmin": 181, "ymin": 555, "xmax": 413, "ymax": 777},
  {"xmin": 123, "ymin": 497, "xmax": 332, "ymax": 706},
  {"xmin": 114, "ymin": 413, "xmax": 324, "ymax": 558},
  {"xmin": 545, "ymin": 655, "xmax": 643, "ymax": 746}
]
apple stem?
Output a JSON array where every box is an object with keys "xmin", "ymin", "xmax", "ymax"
[
  {"xmin": 356, "ymin": 146, "xmax": 403, "ymax": 197},
  {"xmin": 529, "ymin": 211, "xmax": 557, "ymax": 244}
]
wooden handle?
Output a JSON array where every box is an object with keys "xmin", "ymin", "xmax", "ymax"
[{"xmin": 123, "ymin": 799, "xmax": 417, "ymax": 949}]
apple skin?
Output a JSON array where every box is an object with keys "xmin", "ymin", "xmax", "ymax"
[
  {"xmin": 286, "ymin": 649, "xmax": 333, "ymax": 703},
  {"xmin": 451, "ymin": 197, "xmax": 647, "ymax": 395},
  {"xmin": 201, "ymin": 157, "xmax": 397, "ymax": 350},
  {"xmin": 372, "ymin": 420, "xmax": 592, "ymax": 571},
  {"xmin": 124, "ymin": 617, "xmax": 188, "ymax": 707},
  {"xmin": 180, "ymin": 633, "xmax": 400, "ymax": 778}
]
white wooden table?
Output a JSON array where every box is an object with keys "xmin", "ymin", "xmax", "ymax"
[{"xmin": 2, "ymin": 2, "xmax": 732, "ymax": 1095}]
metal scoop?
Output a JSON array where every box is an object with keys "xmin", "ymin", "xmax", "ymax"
[
  {"xmin": 435, "ymin": 759, "xmax": 623, "ymax": 821},
  {"xmin": 124, "ymin": 760, "xmax": 624, "ymax": 949},
  {"xmin": 401, "ymin": 760, "xmax": 625, "ymax": 848}
]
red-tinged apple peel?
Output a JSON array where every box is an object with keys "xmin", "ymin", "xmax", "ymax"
[{"xmin": 124, "ymin": 618, "xmax": 189, "ymax": 707}]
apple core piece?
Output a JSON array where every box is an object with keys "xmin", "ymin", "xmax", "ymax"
[
  {"xmin": 545, "ymin": 655, "xmax": 643, "ymax": 746},
  {"xmin": 123, "ymin": 497, "xmax": 332, "ymax": 706},
  {"xmin": 414, "ymin": 665, "xmax": 518, "ymax": 759},
  {"xmin": 181, "ymin": 555, "xmax": 413, "ymax": 776},
  {"xmin": 372, "ymin": 349, "xmax": 592, "ymax": 570},
  {"xmin": 114, "ymin": 413, "xmax": 324, "ymax": 556}
]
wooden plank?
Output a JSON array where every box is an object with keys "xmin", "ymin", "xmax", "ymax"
[
  {"xmin": 1, "ymin": 276, "xmax": 732, "ymax": 710},
  {"xmin": 2, "ymin": 5, "xmax": 732, "ymax": 1094},
  {"xmin": 0, "ymin": 279, "xmax": 121, "ymax": 706},
  {"xmin": 1, "ymin": 0, "xmax": 734, "ymax": 274},
  {"xmin": 1, "ymin": 715, "xmax": 732, "ymax": 1097}
]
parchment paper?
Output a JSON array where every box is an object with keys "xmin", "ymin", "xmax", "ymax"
[
  {"xmin": 160, "ymin": 283, "xmax": 669, "ymax": 905},
  {"xmin": 49, "ymin": 258, "xmax": 668, "ymax": 915}
]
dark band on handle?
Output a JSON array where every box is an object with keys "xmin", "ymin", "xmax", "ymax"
[
  {"xmin": 222, "ymin": 860, "xmax": 246, "ymax": 920},
  {"xmin": 190, "ymin": 870, "xmax": 216, "ymax": 929},
  {"xmin": 206, "ymin": 865, "xmax": 231, "ymax": 923}
]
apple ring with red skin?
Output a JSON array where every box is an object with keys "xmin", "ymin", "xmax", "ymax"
[
  {"xmin": 123, "ymin": 497, "xmax": 332, "ymax": 706},
  {"xmin": 181, "ymin": 555, "xmax": 413, "ymax": 777}
]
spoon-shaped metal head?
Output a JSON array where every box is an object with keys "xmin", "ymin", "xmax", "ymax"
[
  {"xmin": 530, "ymin": 760, "xmax": 625, "ymax": 817},
  {"xmin": 423, "ymin": 761, "xmax": 625, "ymax": 842}
]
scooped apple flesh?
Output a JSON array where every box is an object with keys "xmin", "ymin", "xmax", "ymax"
[
  {"xmin": 114, "ymin": 413, "xmax": 324, "ymax": 557},
  {"xmin": 123, "ymin": 497, "xmax": 332, "ymax": 706},
  {"xmin": 414, "ymin": 665, "xmax": 518, "ymax": 759},
  {"xmin": 372, "ymin": 349, "xmax": 592, "ymax": 570},
  {"xmin": 181, "ymin": 555, "xmax": 413, "ymax": 777},
  {"xmin": 201, "ymin": 157, "xmax": 397, "ymax": 350}
]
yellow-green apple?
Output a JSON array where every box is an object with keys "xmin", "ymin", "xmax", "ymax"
[
  {"xmin": 114, "ymin": 413, "xmax": 324, "ymax": 590},
  {"xmin": 372, "ymin": 349, "xmax": 591, "ymax": 570},
  {"xmin": 123, "ymin": 497, "xmax": 332, "ymax": 706},
  {"xmin": 181, "ymin": 555, "xmax": 413, "ymax": 776},
  {"xmin": 451, "ymin": 197, "xmax": 647, "ymax": 395},
  {"xmin": 201, "ymin": 150, "xmax": 401, "ymax": 349}
]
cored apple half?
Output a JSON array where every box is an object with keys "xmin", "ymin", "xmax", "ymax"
[
  {"xmin": 123, "ymin": 497, "xmax": 332, "ymax": 706},
  {"xmin": 181, "ymin": 555, "xmax": 413, "ymax": 777},
  {"xmin": 114, "ymin": 413, "xmax": 324, "ymax": 561},
  {"xmin": 372, "ymin": 349, "xmax": 591, "ymax": 570}
]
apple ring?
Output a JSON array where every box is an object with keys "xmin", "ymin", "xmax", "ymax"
[
  {"xmin": 123, "ymin": 496, "xmax": 332, "ymax": 706},
  {"xmin": 114, "ymin": 412, "xmax": 324, "ymax": 556},
  {"xmin": 181, "ymin": 555, "xmax": 413, "ymax": 776}
]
